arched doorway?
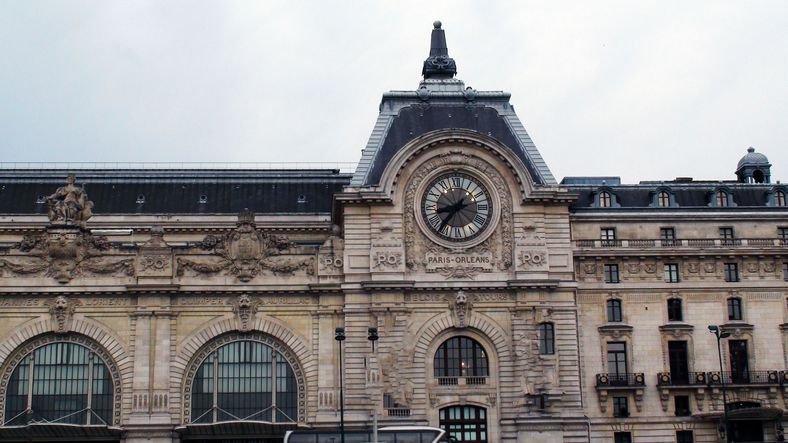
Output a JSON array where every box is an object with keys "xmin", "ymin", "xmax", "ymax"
[{"xmin": 439, "ymin": 405, "xmax": 488, "ymax": 442}]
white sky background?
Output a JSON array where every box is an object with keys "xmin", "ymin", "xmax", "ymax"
[{"xmin": 0, "ymin": 1, "xmax": 786, "ymax": 184}]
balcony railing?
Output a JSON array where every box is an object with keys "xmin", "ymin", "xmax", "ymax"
[
  {"xmin": 436, "ymin": 376, "xmax": 488, "ymax": 386},
  {"xmin": 596, "ymin": 372, "xmax": 646, "ymax": 388},
  {"xmin": 657, "ymin": 370, "xmax": 783, "ymax": 387},
  {"xmin": 656, "ymin": 371, "xmax": 709, "ymax": 387},
  {"xmin": 575, "ymin": 238, "xmax": 786, "ymax": 249},
  {"xmin": 385, "ymin": 408, "xmax": 412, "ymax": 417}
]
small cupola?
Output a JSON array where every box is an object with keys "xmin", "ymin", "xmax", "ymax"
[{"xmin": 736, "ymin": 147, "xmax": 771, "ymax": 183}]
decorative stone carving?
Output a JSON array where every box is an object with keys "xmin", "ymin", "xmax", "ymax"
[
  {"xmin": 177, "ymin": 210, "xmax": 314, "ymax": 281},
  {"xmin": 49, "ymin": 295, "xmax": 77, "ymax": 333},
  {"xmin": 2, "ymin": 228, "xmax": 134, "ymax": 283},
  {"xmin": 517, "ymin": 249, "xmax": 548, "ymax": 270},
  {"xmin": 137, "ymin": 226, "xmax": 173, "ymax": 278},
  {"xmin": 231, "ymin": 294, "xmax": 257, "ymax": 332},
  {"xmin": 46, "ymin": 175, "xmax": 94, "ymax": 228},
  {"xmin": 403, "ymin": 150, "xmax": 513, "ymax": 277},
  {"xmin": 450, "ymin": 291, "xmax": 471, "ymax": 327}
]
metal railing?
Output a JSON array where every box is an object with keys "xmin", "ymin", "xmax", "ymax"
[
  {"xmin": 657, "ymin": 370, "xmax": 783, "ymax": 387},
  {"xmin": 575, "ymin": 238, "xmax": 786, "ymax": 249},
  {"xmin": 435, "ymin": 376, "xmax": 488, "ymax": 386},
  {"xmin": 385, "ymin": 408, "xmax": 412, "ymax": 417},
  {"xmin": 595, "ymin": 372, "xmax": 646, "ymax": 387}
]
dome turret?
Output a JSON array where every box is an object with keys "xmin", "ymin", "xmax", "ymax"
[{"xmin": 736, "ymin": 147, "xmax": 771, "ymax": 183}]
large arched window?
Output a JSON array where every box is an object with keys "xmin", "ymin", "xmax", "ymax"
[
  {"xmin": 434, "ymin": 337, "xmax": 489, "ymax": 384},
  {"xmin": 191, "ymin": 340, "xmax": 297, "ymax": 424},
  {"xmin": 440, "ymin": 405, "xmax": 488, "ymax": 442},
  {"xmin": 4, "ymin": 342, "xmax": 113, "ymax": 425}
]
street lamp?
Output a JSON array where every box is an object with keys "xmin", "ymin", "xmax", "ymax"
[
  {"xmin": 708, "ymin": 325, "xmax": 731, "ymax": 442},
  {"xmin": 335, "ymin": 327, "xmax": 346, "ymax": 443}
]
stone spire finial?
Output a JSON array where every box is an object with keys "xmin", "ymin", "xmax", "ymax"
[{"xmin": 422, "ymin": 20, "xmax": 457, "ymax": 79}]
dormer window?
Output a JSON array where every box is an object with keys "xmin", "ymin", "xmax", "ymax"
[
  {"xmin": 716, "ymin": 190, "xmax": 729, "ymax": 207},
  {"xmin": 658, "ymin": 191, "xmax": 670, "ymax": 208},
  {"xmin": 599, "ymin": 191, "xmax": 612, "ymax": 208},
  {"xmin": 775, "ymin": 190, "xmax": 786, "ymax": 207}
]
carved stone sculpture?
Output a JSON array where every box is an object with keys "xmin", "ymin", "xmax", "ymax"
[
  {"xmin": 232, "ymin": 294, "xmax": 256, "ymax": 332},
  {"xmin": 46, "ymin": 175, "xmax": 94, "ymax": 228},
  {"xmin": 50, "ymin": 295, "xmax": 77, "ymax": 333},
  {"xmin": 177, "ymin": 210, "xmax": 314, "ymax": 281}
]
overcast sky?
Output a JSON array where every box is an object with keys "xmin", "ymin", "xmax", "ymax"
[{"xmin": 1, "ymin": 1, "xmax": 786, "ymax": 183}]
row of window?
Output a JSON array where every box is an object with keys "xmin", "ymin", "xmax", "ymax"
[
  {"xmin": 614, "ymin": 430, "xmax": 694, "ymax": 443},
  {"xmin": 599, "ymin": 226, "xmax": 788, "ymax": 243},
  {"xmin": 602, "ymin": 262, "xmax": 764, "ymax": 283},
  {"xmin": 595, "ymin": 189, "xmax": 788, "ymax": 208},
  {"xmin": 606, "ymin": 297, "xmax": 744, "ymax": 323}
]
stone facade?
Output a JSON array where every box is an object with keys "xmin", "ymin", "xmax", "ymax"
[{"xmin": 0, "ymin": 22, "xmax": 786, "ymax": 443}]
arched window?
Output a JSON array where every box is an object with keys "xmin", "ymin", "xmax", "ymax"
[
  {"xmin": 607, "ymin": 299, "xmax": 623, "ymax": 322},
  {"xmin": 716, "ymin": 190, "xmax": 729, "ymax": 207},
  {"xmin": 599, "ymin": 191, "xmax": 612, "ymax": 208},
  {"xmin": 439, "ymin": 405, "xmax": 488, "ymax": 443},
  {"xmin": 658, "ymin": 191, "xmax": 670, "ymax": 207},
  {"xmin": 191, "ymin": 340, "xmax": 297, "ymax": 424},
  {"xmin": 538, "ymin": 323, "xmax": 555, "ymax": 355},
  {"xmin": 434, "ymin": 337, "xmax": 489, "ymax": 383},
  {"xmin": 4, "ymin": 342, "xmax": 113, "ymax": 425},
  {"xmin": 776, "ymin": 191, "xmax": 786, "ymax": 207}
]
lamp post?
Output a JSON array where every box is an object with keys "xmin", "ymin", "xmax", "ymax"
[
  {"xmin": 709, "ymin": 325, "xmax": 731, "ymax": 442},
  {"xmin": 335, "ymin": 327, "xmax": 346, "ymax": 443}
]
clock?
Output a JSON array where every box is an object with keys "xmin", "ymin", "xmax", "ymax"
[{"xmin": 421, "ymin": 172, "xmax": 493, "ymax": 243}]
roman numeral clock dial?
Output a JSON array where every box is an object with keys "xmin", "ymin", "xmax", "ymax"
[{"xmin": 421, "ymin": 172, "xmax": 493, "ymax": 243}]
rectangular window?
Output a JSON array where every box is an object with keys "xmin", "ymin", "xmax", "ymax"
[
  {"xmin": 614, "ymin": 432, "xmax": 632, "ymax": 443},
  {"xmin": 613, "ymin": 396, "xmax": 629, "ymax": 417},
  {"xmin": 784, "ymin": 262, "xmax": 788, "ymax": 281},
  {"xmin": 667, "ymin": 298, "xmax": 683, "ymax": 322},
  {"xmin": 674, "ymin": 395, "xmax": 691, "ymax": 416},
  {"xmin": 727, "ymin": 298, "xmax": 743, "ymax": 321},
  {"xmin": 660, "ymin": 227, "xmax": 676, "ymax": 246},
  {"xmin": 604, "ymin": 264, "xmax": 620, "ymax": 283},
  {"xmin": 780, "ymin": 227, "xmax": 788, "ymax": 245},
  {"xmin": 729, "ymin": 340, "xmax": 750, "ymax": 384},
  {"xmin": 538, "ymin": 323, "xmax": 555, "ymax": 355},
  {"xmin": 668, "ymin": 341, "xmax": 689, "ymax": 385},
  {"xmin": 607, "ymin": 299, "xmax": 623, "ymax": 322},
  {"xmin": 664, "ymin": 263, "xmax": 680, "ymax": 283},
  {"xmin": 719, "ymin": 227, "xmax": 735, "ymax": 245},
  {"xmin": 676, "ymin": 430, "xmax": 693, "ymax": 443},
  {"xmin": 724, "ymin": 263, "xmax": 739, "ymax": 282},
  {"xmin": 607, "ymin": 342, "xmax": 628, "ymax": 381},
  {"xmin": 600, "ymin": 228, "xmax": 617, "ymax": 246}
]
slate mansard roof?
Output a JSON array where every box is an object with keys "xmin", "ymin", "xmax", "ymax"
[
  {"xmin": 565, "ymin": 178, "xmax": 787, "ymax": 212},
  {"xmin": 0, "ymin": 169, "xmax": 352, "ymax": 215}
]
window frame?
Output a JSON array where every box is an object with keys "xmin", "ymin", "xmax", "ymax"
[
  {"xmin": 604, "ymin": 263, "xmax": 620, "ymax": 283},
  {"xmin": 674, "ymin": 395, "xmax": 691, "ymax": 417},
  {"xmin": 612, "ymin": 396, "xmax": 629, "ymax": 418},
  {"xmin": 613, "ymin": 431, "xmax": 632, "ymax": 443},
  {"xmin": 606, "ymin": 299, "xmax": 623, "ymax": 322},
  {"xmin": 667, "ymin": 298, "xmax": 683, "ymax": 322},
  {"xmin": 664, "ymin": 263, "xmax": 680, "ymax": 283},
  {"xmin": 433, "ymin": 336, "xmax": 490, "ymax": 379},
  {"xmin": 779, "ymin": 227, "xmax": 788, "ymax": 245},
  {"xmin": 676, "ymin": 430, "xmax": 694, "ymax": 443},
  {"xmin": 775, "ymin": 190, "xmax": 786, "ymax": 207},
  {"xmin": 716, "ymin": 190, "xmax": 730, "ymax": 207},
  {"xmin": 538, "ymin": 323, "xmax": 555, "ymax": 355},
  {"xmin": 657, "ymin": 190, "xmax": 671, "ymax": 207},
  {"xmin": 599, "ymin": 191, "xmax": 612, "ymax": 208},
  {"xmin": 727, "ymin": 297, "xmax": 743, "ymax": 321},
  {"xmin": 600, "ymin": 227, "xmax": 617, "ymax": 246},
  {"xmin": 724, "ymin": 262, "xmax": 739, "ymax": 282}
]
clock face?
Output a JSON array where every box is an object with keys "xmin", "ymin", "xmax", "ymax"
[{"xmin": 421, "ymin": 172, "xmax": 492, "ymax": 242}]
